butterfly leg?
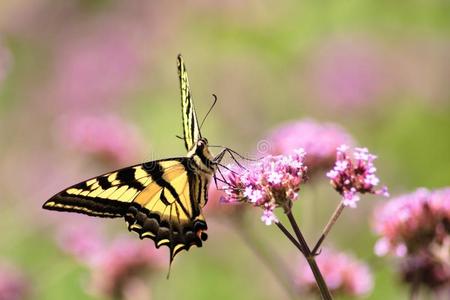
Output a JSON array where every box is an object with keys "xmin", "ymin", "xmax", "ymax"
[
  {"xmin": 213, "ymin": 148, "xmax": 227, "ymax": 165},
  {"xmin": 224, "ymin": 149, "xmax": 247, "ymax": 170}
]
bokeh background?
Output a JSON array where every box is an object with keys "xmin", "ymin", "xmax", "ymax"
[{"xmin": 0, "ymin": 1, "xmax": 449, "ymax": 299}]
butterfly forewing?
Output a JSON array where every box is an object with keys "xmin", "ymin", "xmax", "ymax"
[{"xmin": 178, "ymin": 54, "xmax": 201, "ymax": 151}]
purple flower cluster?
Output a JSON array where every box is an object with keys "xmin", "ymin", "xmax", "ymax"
[
  {"xmin": 221, "ymin": 149, "xmax": 308, "ymax": 225},
  {"xmin": 265, "ymin": 119, "xmax": 354, "ymax": 173},
  {"xmin": 373, "ymin": 188, "xmax": 450, "ymax": 289},
  {"xmin": 327, "ymin": 145, "xmax": 388, "ymax": 208},
  {"xmin": 296, "ymin": 248, "xmax": 373, "ymax": 297}
]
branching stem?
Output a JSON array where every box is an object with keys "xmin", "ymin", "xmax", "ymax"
[
  {"xmin": 312, "ymin": 202, "xmax": 345, "ymax": 255},
  {"xmin": 286, "ymin": 210, "xmax": 333, "ymax": 300}
]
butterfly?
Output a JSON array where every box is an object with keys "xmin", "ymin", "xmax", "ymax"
[{"xmin": 43, "ymin": 55, "xmax": 228, "ymax": 262}]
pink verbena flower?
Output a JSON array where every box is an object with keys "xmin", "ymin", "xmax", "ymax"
[
  {"xmin": 373, "ymin": 188, "xmax": 450, "ymax": 290},
  {"xmin": 296, "ymin": 248, "xmax": 373, "ymax": 297},
  {"xmin": 265, "ymin": 119, "xmax": 355, "ymax": 173},
  {"xmin": 373, "ymin": 188, "xmax": 450, "ymax": 257},
  {"xmin": 327, "ymin": 145, "xmax": 388, "ymax": 208},
  {"xmin": 221, "ymin": 149, "xmax": 308, "ymax": 225},
  {"xmin": 0, "ymin": 262, "xmax": 29, "ymax": 300},
  {"xmin": 88, "ymin": 237, "xmax": 164, "ymax": 299},
  {"xmin": 58, "ymin": 114, "xmax": 145, "ymax": 165}
]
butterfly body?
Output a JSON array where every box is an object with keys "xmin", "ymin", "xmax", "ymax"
[{"xmin": 43, "ymin": 55, "xmax": 222, "ymax": 261}]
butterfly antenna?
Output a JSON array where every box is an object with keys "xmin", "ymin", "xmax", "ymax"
[{"xmin": 200, "ymin": 94, "xmax": 218, "ymax": 130}]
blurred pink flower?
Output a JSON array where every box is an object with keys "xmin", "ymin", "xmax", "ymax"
[
  {"xmin": 57, "ymin": 223, "xmax": 164, "ymax": 299},
  {"xmin": 57, "ymin": 114, "xmax": 145, "ymax": 165},
  {"xmin": 57, "ymin": 223, "xmax": 105, "ymax": 264},
  {"xmin": 327, "ymin": 145, "xmax": 388, "ymax": 208},
  {"xmin": 296, "ymin": 248, "xmax": 373, "ymax": 297},
  {"xmin": 373, "ymin": 188, "xmax": 450, "ymax": 257},
  {"xmin": 0, "ymin": 262, "xmax": 29, "ymax": 300},
  {"xmin": 265, "ymin": 119, "xmax": 355, "ymax": 173},
  {"xmin": 88, "ymin": 237, "xmax": 164, "ymax": 299},
  {"xmin": 373, "ymin": 188, "xmax": 450, "ymax": 290},
  {"xmin": 309, "ymin": 36, "xmax": 386, "ymax": 109},
  {"xmin": 221, "ymin": 149, "xmax": 308, "ymax": 225},
  {"xmin": 51, "ymin": 29, "xmax": 140, "ymax": 112},
  {"xmin": 400, "ymin": 250, "xmax": 450, "ymax": 290}
]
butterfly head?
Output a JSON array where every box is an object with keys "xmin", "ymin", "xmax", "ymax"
[
  {"xmin": 196, "ymin": 137, "xmax": 213, "ymax": 157},
  {"xmin": 187, "ymin": 137, "xmax": 215, "ymax": 173},
  {"xmin": 196, "ymin": 137, "xmax": 208, "ymax": 148}
]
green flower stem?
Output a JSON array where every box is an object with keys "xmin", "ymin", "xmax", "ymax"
[
  {"xmin": 286, "ymin": 211, "xmax": 333, "ymax": 300},
  {"xmin": 275, "ymin": 221, "xmax": 304, "ymax": 255},
  {"xmin": 312, "ymin": 202, "xmax": 345, "ymax": 255}
]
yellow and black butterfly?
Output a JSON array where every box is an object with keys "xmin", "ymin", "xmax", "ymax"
[{"xmin": 43, "ymin": 55, "xmax": 228, "ymax": 262}]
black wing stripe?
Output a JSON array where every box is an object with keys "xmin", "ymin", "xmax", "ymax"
[
  {"xmin": 179, "ymin": 180, "xmax": 191, "ymax": 217},
  {"xmin": 116, "ymin": 167, "xmax": 146, "ymax": 190},
  {"xmin": 146, "ymin": 162, "xmax": 191, "ymax": 218},
  {"xmin": 96, "ymin": 176, "xmax": 111, "ymax": 190},
  {"xmin": 46, "ymin": 194, "xmax": 130, "ymax": 218},
  {"xmin": 185, "ymin": 91, "xmax": 193, "ymax": 148},
  {"xmin": 187, "ymin": 90, "xmax": 197, "ymax": 146},
  {"xmin": 159, "ymin": 188, "xmax": 171, "ymax": 206}
]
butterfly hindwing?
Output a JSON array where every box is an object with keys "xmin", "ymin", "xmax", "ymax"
[
  {"xmin": 178, "ymin": 54, "xmax": 201, "ymax": 151},
  {"xmin": 43, "ymin": 158, "xmax": 208, "ymax": 260}
]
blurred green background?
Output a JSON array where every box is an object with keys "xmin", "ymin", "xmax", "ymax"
[{"xmin": 0, "ymin": 1, "xmax": 449, "ymax": 299}]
